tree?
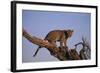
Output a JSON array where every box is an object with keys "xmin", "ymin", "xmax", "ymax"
[{"xmin": 23, "ymin": 29, "xmax": 90, "ymax": 61}]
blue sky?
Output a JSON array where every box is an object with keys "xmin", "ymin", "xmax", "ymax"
[{"xmin": 22, "ymin": 10, "xmax": 91, "ymax": 63}]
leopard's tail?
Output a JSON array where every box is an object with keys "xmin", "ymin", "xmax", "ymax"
[{"xmin": 33, "ymin": 46, "xmax": 42, "ymax": 57}]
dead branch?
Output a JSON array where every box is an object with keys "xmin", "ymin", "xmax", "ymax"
[
  {"xmin": 23, "ymin": 29, "xmax": 67, "ymax": 60},
  {"xmin": 75, "ymin": 37, "xmax": 91, "ymax": 59},
  {"xmin": 23, "ymin": 29, "xmax": 81, "ymax": 61},
  {"xmin": 23, "ymin": 29, "xmax": 59, "ymax": 53}
]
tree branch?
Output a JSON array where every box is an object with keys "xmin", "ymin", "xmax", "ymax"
[
  {"xmin": 23, "ymin": 29, "xmax": 68, "ymax": 60},
  {"xmin": 23, "ymin": 29, "xmax": 59, "ymax": 53},
  {"xmin": 23, "ymin": 29, "xmax": 82, "ymax": 61}
]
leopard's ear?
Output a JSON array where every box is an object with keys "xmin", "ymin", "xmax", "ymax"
[
  {"xmin": 67, "ymin": 29, "xmax": 74, "ymax": 32},
  {"xmin": 71, "ymin": 30, "xmax": 74, "ymax": 32}
]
